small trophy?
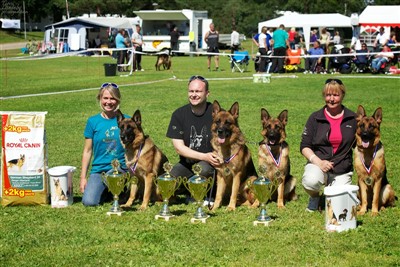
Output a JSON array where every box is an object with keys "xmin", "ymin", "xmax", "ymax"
[
  {"xmin": 154, "ymin": 162, "xmax": 182, "ymax": 221},
  {"xmin": 250, "ymin": 165, "xmax": 280, "ymax": 226},
  {"xmin": 101, "ymin": 159, "xmax": 134, "ymax": 216},
  {"xmin": 183, "ymin": 164, "xmax": 214, "ymax": 223}
]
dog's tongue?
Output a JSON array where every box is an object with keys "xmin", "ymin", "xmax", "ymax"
[
  {"xmin": 218, "ymin": 137, "xmax": 226, "ymax": 144},
  {"xmin": 268, "ymin": 140, "xmax": 276, "ymax": 145},
  {"xmin": 362, "ymin": 141, "xmax": 370, "ymax": 148}
]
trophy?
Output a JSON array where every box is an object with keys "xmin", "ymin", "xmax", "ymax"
[
  {"xmin": 183, "ymin": 164, "xmax": 214, "ymax": 223},
  {"xmin": 250, "ymin": 165, "xmax": 280, "ymax": 226},
  {"xmin": 154, "ymin": 162, "xmax": 182, "ymax": 221},
  {"xmin": 101, "ymin": 159, "xmax": 135, "ymax": 216}
]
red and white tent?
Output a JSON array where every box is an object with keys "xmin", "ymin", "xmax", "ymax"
[{"xmin": 358, "ymin": 5, "xmax": 400, "ymax": 27}]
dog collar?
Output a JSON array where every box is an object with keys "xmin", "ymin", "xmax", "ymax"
[
  {"xmin": 265, "ymin": 143, "xmax": 282, "ymax": 168},
  {"xmin": 359, "ymin": 144, "xmax": 378, "ymax": 175}
]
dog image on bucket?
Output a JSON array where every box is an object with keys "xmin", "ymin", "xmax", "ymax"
[
  {"xmin": 48, "ymin": 166, "xmax": 75, "ymax": 208},
  {"xmin": 324, "ymin": 185, "xmax": 360, "ymax": 232}
]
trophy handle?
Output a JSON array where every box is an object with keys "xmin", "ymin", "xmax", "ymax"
[{"xmin": 101, "ymin": 172, "xmax": 108, "ymax": 186}]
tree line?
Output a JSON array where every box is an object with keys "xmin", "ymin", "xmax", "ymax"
[{"xmin": 6, "ymin": 0, "xmax": 400, "ymax": 36}]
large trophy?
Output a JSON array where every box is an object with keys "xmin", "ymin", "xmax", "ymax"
[
  {"xmin": 102, "ymin": 159, "xmax": 135, "ymax": 216},
  {"xmin": 154, "ymin": 162, "xmax": 182, "ymax": 221},
  {"xmin": 250, "ymin": 165, "xmax": 280, "ymax": 226},
  {"xmin": 183, "ymin": 164, "xmax": 214, "ymax": 223}
]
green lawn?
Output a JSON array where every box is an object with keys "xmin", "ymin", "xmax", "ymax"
[{"xmin": 1, "ymin": 49, "xmax": 400, "ymax": 266}]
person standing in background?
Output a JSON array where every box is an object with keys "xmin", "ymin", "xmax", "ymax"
[
  {"xmin": 170, "ymin": 26, "xmax": 180, "ymax": 56},
  {"xmin": 204, "ymin": 23, "xmax": 220, "ymax": 71},
  {"xmin": 271, "ymin": 24, "xmax": 289, "ymax": 73},
  {"xmin": 132, "ymin": 25, "xmax": 144, "ymax": 71},
  {"xmin": 230, "ymin": 26, "xmax": 240, "ymax": 69}
]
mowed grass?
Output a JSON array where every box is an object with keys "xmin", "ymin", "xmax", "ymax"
[{"xmin": 1, "ymin": 50, "xmax": 400, "ymax": 266}]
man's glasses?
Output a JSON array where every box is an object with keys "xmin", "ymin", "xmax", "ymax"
[
  {"xmin": 325, "ymin": 79, "xmax": 343, "ymax": 85},
  {"xmin": 101, "ymin": 82, "xmax": 119, "ymax": 89}
]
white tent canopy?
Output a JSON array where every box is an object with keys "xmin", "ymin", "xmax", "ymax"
[
  {"xmin": 258, "ymin": 13, "xmax": 352, "ymax": 49},
  {"xmin": 359, "ymin": 5, "xmax": 400, "ymax": 27}
]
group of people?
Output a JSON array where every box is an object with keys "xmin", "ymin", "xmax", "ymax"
[
  {"xmin": 80, "ymin": 76, "xmax": 358, "ymax": 214},
  {"xmin": 114, "ymin": 25, "xmax": 144, "ymax": 72}
]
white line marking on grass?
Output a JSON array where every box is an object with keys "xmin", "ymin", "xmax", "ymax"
[{"xmin": 0, "ymin": 77, "xmax": 176, "ymax": 100}]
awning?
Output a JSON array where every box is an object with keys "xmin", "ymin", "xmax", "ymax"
[{"xmin": 359, "ymin": 5, "xmax": 400, "ymax": 27}]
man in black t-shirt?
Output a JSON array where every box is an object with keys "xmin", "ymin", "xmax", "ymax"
[{"xmin": 166, "ymin": 76, "xmax": 222, "ymax": 198}]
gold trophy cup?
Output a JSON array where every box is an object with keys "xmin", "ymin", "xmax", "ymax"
[
  {"xmin": 183, "ymin": 164, "xmax": 214, "ymax": 223},
  {"xmin": 101, "ymin": 159, "xmax": 135, "ymax": 216},
  {"xmin": 250, "ymin": 165, "xmax": 280, "ymax": 226},
  {"xmin": 154, "ymin": 162, "xmax": 182, "ymax": 221}
]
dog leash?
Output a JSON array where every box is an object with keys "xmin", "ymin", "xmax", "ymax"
[{"xmin": 207, "ymin": 169, "xmax": 216, "ymax": 210}]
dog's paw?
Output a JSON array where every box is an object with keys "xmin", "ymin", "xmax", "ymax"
[
  {"xmin": 139, "ymin": 205, "xmax": 148, "ymax": 211},
  {"xmin": 357, "ymin": 210, "xmax": 366, "ymax": 216},
  {"xmin": 277, "ymin": 204, "xmax": 286, "ymax": 209},
  {"xmin": 370, "ymin": 210, "xmax": 379, "ymax": 216},
  {"xmin": 227, "ymin": 205, "xmax": 236, "ymax": 211}
]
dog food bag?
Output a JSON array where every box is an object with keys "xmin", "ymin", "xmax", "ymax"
[{"xmin": 1, "ymin": 111, "xmax": 49, "ymax": 206}]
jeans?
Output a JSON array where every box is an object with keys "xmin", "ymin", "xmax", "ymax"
[
  {"xmin": 82, "ymin": 173, "xmax": 109, "ymax": 206},
  {"xmin": 270, "ymin": 46, "xmax": 286, "ymax": 73},
  {"xmin": 371, "ymin": 57, "xmax": 388, "ymax": 72}
]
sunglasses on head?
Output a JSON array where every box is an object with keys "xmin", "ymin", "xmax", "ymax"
[
  {"xmin": 188, "ymin": 75, "xmax": 208, "ymax": 84},
  {"xmin": 325, "ymin": 79, "xmax": 343, "ymax": 85},
  {"xmin": 101, "ymin": 82, "xmax": 119, "ymax": 89}
]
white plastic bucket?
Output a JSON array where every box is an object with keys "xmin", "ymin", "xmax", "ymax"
[
  {"xmin": 324, "ymin": 185, "xmax": 360, "ymax": 232},
  {"xmin": 48, "ymin": 166, "xmax": 75, "ymax": 208},
  {"xmin": 253, "ymin": 74, "xmax": 271, "ymax": 83}
]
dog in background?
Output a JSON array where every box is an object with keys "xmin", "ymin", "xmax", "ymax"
[
  {"xmin": 257, "ymin": 108, "xmax": 297, "ymax": 208},
  {"xmin": 117, "ymin": 109, "xmax": 168, "ymax": 210},
  {"xmin": 53, "ymin": 178, "xmax": 68, "ymax": 202},
  {"xmin": 211, "ymin": 100, "xmax": 257, "ymax": 211},
  {"xmin": 7, "ymin": 154, "xmax": 25, "ymax": 170},
  {"xmin": 354, "ymin": 105, "xmax": 396, "ymax": 216},
  {"xmin": 155, "ymin": 53, "xmax": 171, "ymax": 71}
]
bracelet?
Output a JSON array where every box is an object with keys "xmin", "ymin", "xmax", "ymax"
[{"xmin": 309, "ymin": 154, "xmax": 316, "ymax": 163}]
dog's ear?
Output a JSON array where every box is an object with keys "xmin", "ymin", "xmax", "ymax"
[
  {"xmin": 116, "ymin": 109, "xmax": 124, "ymax": 124},
  {"xmin": 356, "ymin": 105, "xmax": 365, "ymax": 121},
  {"xmin": 278, "ymin": 110, "xmax": 288, "ymax": 126},
  {"xmin": 373, "ymin": 107, "xmax": 382, "ymax": 126},
  {"xmin": 261, "ymin": 108, "xmax": 270, "ymax": 125},
  {"xmin": 212, "ymin": 100, "xmax": 221, "ymax": 117},
  {"xmin": 133, "ymin": 110, "xmax": 142, "ymax": 126},
  {"xmin": 229, "ymin": 102, "xmax": 239, "ymax": 119}
]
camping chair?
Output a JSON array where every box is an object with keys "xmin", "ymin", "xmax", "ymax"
[
  {"xmin": 285, "ymin": 48, "xmax": 302, "ymax": 73},
  {"xmin": 230, "ymin": 51, "xmax": 250, "ymax": 73}
]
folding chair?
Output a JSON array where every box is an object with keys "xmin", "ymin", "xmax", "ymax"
[{"xmin": 230, "ymin": 51, "xmax": 250, "ymax": 73}]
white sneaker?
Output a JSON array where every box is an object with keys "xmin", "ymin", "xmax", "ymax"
[
  {"xmin": 303, "ymin": 70, "xmax": 308, "ymax": 74},
  {"xmin": 203, "ymin": 197, "xmax": 215, "ymax": 207},
  {"xmin": 140, "ymin": 69, "xmax": 144, "ymax": 72}
]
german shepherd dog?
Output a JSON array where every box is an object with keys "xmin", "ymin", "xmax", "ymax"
[
  {"xmin": 211, "ymin": 100, "xmax": 257, "ymax": 211},
  {"xmin": 354, "ymin": 105, "xmax": 395, "ymax": 216},
  {"xmin": 326, "ymin": 199, "xmax": 340, "ymax": 226},
  {"xmin": 7, "ymin": 154, "xmax": 25, "ymax": 170},
  {"xmin": 53, "ymin": 178, "xmax": 68, "ymax": 202},
  {"xmin": 155, "ymin": 53, "xmax": 171, "ymax": 71},
  {"xmin": 117, "ymin": 109, "xmax": 168, "ymax": 210},
  {"xmin": 258, "ymin": 108, "xmax": 297, "ymax": 208}
]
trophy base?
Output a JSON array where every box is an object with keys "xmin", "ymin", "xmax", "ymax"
[
  {"xmin": 155, "ymin": 214, "xmax": 175, "ymax": 221},
  {"xmin": 107, "ymin": 210, "xmax": 125, "ymax": 216},
  {"xmin": 191, "ymin": 215, "xmax": 210, "ymax": 224},
  {"xmin": 253, "ymin": 219, "xmax": 273, "ymax": 226}
]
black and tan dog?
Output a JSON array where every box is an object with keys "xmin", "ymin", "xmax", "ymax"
[
  {"xmin": 7, "ymin": 154, "xmax": 25, "ymax": 170},
  {"xmin": 117, "ymin": 109, "xmax": 168, "ymax": 210},
  {"xmin": 354, "ymin": 105, "xmax": 395, "ymax": 216},
  {"xmin": 211, "ymin": 100, "xmax": 257, "ymax": 211},
  {"xmin": 155, "ymin": 53, "xmax": 171, "ymax": 71},
  {"xmin": 257, "ymin": 108, "xmax": 297, "ymax": 208}
]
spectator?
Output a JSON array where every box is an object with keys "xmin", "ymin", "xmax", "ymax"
[
  {"xmin": 373, "ymin": 27, "xmax": 389, "ymax": 51},
  {"xmin": 115, "ymin": 29, "xmax": 128, "ymax": 72},
  {"xmin": 371, "ymin": 45, "xmax": 394, "ymax": 73},
  {"xmin": 257, "ymin": 26, "xmax": 268, "ymax": 73},
  {"xmin": 310, "ymin": 29, "xmax": 318, "ymax": 45},
  {"xmin": 230, "ymin": 26, "xmax": 240, "ymax": 69},
  {"xmin": 333, "ymin": 31, "xmax": 341, "ymax": 45},
  {"xmin": 170, "ymin": 26, "xmax": 180, "ymax": 56},
  {"xmin": 271, "ymin": 24, "xmax": 289, "ymax": 73},
  {"xmin": 303, "ymin": 40, "xmax": 325, "ymax": 74},
  {"xmin": 132, "ymin": 25, "xmax": 144, "ymax": 71},
  {"xmin": 204, "ymin": 23, "xmax": 220, "ymax": 71},
  {"xmin": 288, "ymin": 27, "xmax": 296, "ymax": 49}
]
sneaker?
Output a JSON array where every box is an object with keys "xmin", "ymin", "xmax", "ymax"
[
  {"xmin": 140, "ymin": 69, "xmax": 144, "ymax": 72},
  {"xmin": 303, "ymin": 70, "xmax": 308, "ymax": 74},
  {"xmin": 305, "ymin": 207, "xmax": 316, "ymax": 213},
  {"xmin": 306, "ymin": 196, "xmax": 320, "ymax": 212}
]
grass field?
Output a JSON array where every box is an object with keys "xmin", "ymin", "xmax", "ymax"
[{"xmin": 1, "ymin": 46, "xmax": 400, "ymax": 266}]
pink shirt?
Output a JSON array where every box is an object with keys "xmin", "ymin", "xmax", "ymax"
[{"xmin": 324, "ymin": 109, "xmax": 343, "ymax": 154}]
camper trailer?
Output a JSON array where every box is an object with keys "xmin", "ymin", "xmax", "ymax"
[{"xmin": 133, "ymin": 9, "xmax": 212, "ymax": 53}]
